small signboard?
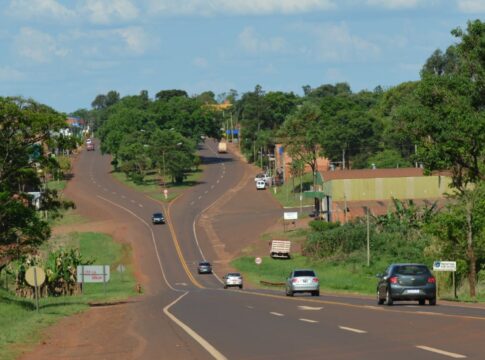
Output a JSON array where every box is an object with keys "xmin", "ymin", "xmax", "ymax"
[
  {"xmin": 255, "ymin": 257, "xmax": 262, "ymax": 265},
  {"xmin": 77, "ymin": 265, "xmax": 110, "ymax": 283},
  {"xmin": 284, "ymin": 212, "xmax": 298, "ymax": 220},
  {"xmin": 433, "ymin": 261, "xmax": 457, "ymax": 272}
]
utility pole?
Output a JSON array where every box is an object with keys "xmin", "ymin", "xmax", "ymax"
[{"xmin": 366, "ymin": 207, "xmax": 370, "ymax": 267}]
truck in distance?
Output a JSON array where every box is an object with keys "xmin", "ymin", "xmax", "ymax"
[
  {"xmin": 270, "ymin": 240, "xmax": 291, "ymax": 259},
  {"xmin": 217, "ymin": 142, "xmax": 227, "ymax": 153}
]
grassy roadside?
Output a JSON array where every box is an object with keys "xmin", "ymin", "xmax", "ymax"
[
  {"xmin": 270, "ymin": 173, "xmax": 315, "ymax": 208},
  {"xmin": 111, "ymin": 168, "xmax": 203, "ymax": 202},
  {"xmin": 0, "ymin": 232, "xmax": 138, "ymax": 360}
]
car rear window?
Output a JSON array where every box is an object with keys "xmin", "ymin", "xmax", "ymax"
[
  {"xmin": 228, "ymin": 273, "xmax": 240, "ymax": 277},
  {"xmin": 199, "ymin": 262, "xmax": 210, "ymax": 266},
  {"xmin": 294, "ymin": 270, "xmax": 315, "ymax": 277},
  {"xmin": 394, "ymin": 265, "xmax": 430, "ymax": 276}
]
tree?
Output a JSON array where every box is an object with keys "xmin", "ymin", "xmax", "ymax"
[
  {"xmin": 278, "ymin": 102, "xmax": 322, "ymax": 190},
  {"xmin": 155, "ymin": 89, "xmax": 188, "ymax": 102},
  {"xmin": 403, "ymin": 20, "xmax": 485, "ymax": 297},
  {"xmin": 0, "ymin": 97, "xmax": 69, "ymax": 270}
]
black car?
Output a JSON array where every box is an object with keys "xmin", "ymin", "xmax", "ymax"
[
  {"xmin": 151, "ymin": 212, "xmax": 165, "ymax": 224},
  {"xmin": 376, "ymin": 263, "xmax": 436, "ymax": 306},
  {"xmin": 197, "ymin": 262, "xmax": 212, "ymax": 274}
]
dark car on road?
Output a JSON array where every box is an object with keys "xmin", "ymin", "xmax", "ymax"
[
  {"xmin": 151, "ymin": 212, "xmax": 165, "ymax": 224},
  {"xmin": 197, "ymin": 262, "xmax": 212, "ymax": 274},
  {"xmin": 376, "ymin": 263, "xmax": 436, "ymax": 306}
]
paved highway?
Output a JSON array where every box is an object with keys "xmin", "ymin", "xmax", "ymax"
[{"xmin": 70, "ymin": 139, "xmax": 484, "ymax": 359}]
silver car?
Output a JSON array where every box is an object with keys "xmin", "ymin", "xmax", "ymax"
[
  {"xmin": 223, "ymin": 273, "xmax": 243, "ymax": 289},
  {"xmin": 286, "ymin": 269, "xmax": 320, "ymax": 297}
]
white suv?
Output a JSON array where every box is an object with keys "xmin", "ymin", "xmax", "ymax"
[{"xmin": 256, "ymin": 180, "xmax": 266, "ymax": 190}]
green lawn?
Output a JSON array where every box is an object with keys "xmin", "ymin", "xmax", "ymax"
[
  {"xmin": 271, "ymin": 173, "xmax": 315, "ymax": 208},
  {"xmin": 111, "ymin": 168, "xmax": 203, "ymax": 202},
  {"xmin": 0, "ymin": 232, "xmax": 138, "ymax": 360}
]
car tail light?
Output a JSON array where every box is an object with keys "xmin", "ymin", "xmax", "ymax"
[
  {"xmin": 312, "ymin": 278, "xmax": 319, "ymax": 283},
  {"xmin": 389, "ymin": 277, "xmax": 398, "ymax": 284},
  {"xmin": 427, "ymin": 277, "xmax": 436, "ymax": 283},
  {"xmin": 292, "ymin": 278, "xmax": 298, "ymax": 283}
]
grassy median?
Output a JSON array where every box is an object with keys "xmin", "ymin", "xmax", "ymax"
[{"xmin": 0, "ymin": 232, "xmax": 138, "ymax": 360}]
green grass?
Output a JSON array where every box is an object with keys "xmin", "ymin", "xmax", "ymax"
[
  {"xmin": 271, "ymin": 173, "xmax": 316, "ymax": 208},
  {"xmin": 232, "ymin": 254, "xmax": 379, "ymax": 294},
  {"xmin": 111, "ymin": 168, "xmax": 203, "ymax": 202},
  {"xmin": 49, "ymin": 208, "xmax": 88, "ymax": 227},
  {"xmin": 46, "ymin": 180, "xmax": 67, "ymax": 191},
  {"xmin": 0, "ymin": 232, "xmax": 138, "ymax": 360}
]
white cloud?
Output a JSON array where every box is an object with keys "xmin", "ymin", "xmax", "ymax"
[
  {"xmin": 114, "ymin": 27, "xmax": 149, "ymax": 54},
  {"xmin": 15, "ymin": 28, "xmax": 69, "ymax": 63},
  {"xmin": 193, "ymin": 57, "xmax": 208, "ymax": 68},
  {"xmin": 80, "ymin": 0, "xmax": 139, "ymax": 24},
  {"xmin": 147, "ymin": 0, "xmax": 335, "ymax": 16},
  {"xmin": 8, "ymin": 0, "xmax": 75, "ymax": 19},
  {"xmin": 457, "ymin": 0, "xmax": 485, "ymax": 12},
  {"xmin": 301, "ymin": 22, "xmax": 381, "ymax": 62},
  {"xmin": 365, "ymin": 0, "xmax": 422, "ymax": 9},
  {"xmin": 238, "ymin": 27, "xmax": 286, "ymax": 54},
  {"xmin": 0, "ymin": 66, "xmax": 25, "ymax": 81}
]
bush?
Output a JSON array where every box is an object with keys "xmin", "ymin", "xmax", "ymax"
[{"xmin": 309, "ymin": 220, "xmax": 340, "ymax": 233}]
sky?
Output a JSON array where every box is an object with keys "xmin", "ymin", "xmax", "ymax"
[{"xmin": 1, "ymin": 0, "xmax": 484, "ymax": 114}]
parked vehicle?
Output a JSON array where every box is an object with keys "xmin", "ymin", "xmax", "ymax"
[
  {"xmin": 86, "ymin": 143, "xmax": 95, "ymax": 151},
  {"xmin": 254, "ymin": 173, "xmax": 271, "ymax": 184},
  {"xmin": 197, "ymin": 261, "xmax": 212, "ymax": 274},
  {"xmin": 376, "ymin": 263, "xmax": 436, "ymax": 306},
  {"xmin": 151, "ymin": 212, "xmax": 165, "ymax": 224},
  {"xmin": 286, "ymin": 269, "xmax": 319, "ymax": 297},
  {"xmin": 256, "ymin": 180, "xmax": 266, "ymax": 190},
  {"xmin": 270, "ymin": 240, "xmax": 291, "ymax": 259},
  {"xmin": 217, "ymin": 142, "xmax": 227, "ymax": 153},
  {"xmin": 223, "ymin": 273, "xmax": 243, "ymax": 289}
]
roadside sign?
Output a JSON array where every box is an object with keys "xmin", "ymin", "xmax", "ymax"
[
  {"xmin": 163, "ymin": 189, "xmax": 168, "ymax": 199},
  {"xmin": 77, "ymin": 265, "xmax": 110, "ymax": 283},
  {"xmin": 284, "ymin": 212, "xmax": 298, "ymax": 220},
  {"xmin": 25, "ymin": 266, "xmax": 46, "ymax": 287},
  {"xmin": 433, "ymin": 261, "xmax": 457, "ymax": 272},
  {"xmin": 117, "ymin": 264, "xmax": 126, "ymax": 273},
  {"xmin": 255, "ymin": 257, "xmax": 262, "ymax": 265}
]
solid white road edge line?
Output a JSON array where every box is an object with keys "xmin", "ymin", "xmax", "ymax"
[
  {"xmin": 339, "ymin": 326, "xmax": 367, "ymax": 334},
  {"xmin": 163, "ymin": 292, "xmax": 228, "ymax": 360},
  {"xmin": 270, "ymin": 312, "xmax": 284, "ymax": 317},
  {"xmin": 96, "ymin": 195, "xmax": 181, "ymax": 292},
  {"xmin": 416, "ymin": 345, "xmax": 466, "ymax": 358},
  {"xmin": 299, "ymin": 318, "xmax": 318, "ymax": 323}
]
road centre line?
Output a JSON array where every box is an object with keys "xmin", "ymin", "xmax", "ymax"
[
  {"xmin": 204, "ymin": 190, "xmax": 208, "ymax": 194},
  {"xmin": 121, "ymin": 195, "xmax": 126, "ymax": 199},
  {"xmin": 416, "ymin": 345, "xmax": 466, "ymax": 358},
  {"xmin": 339, "ymin": 326, "xmax": 367, "ymax": 334},
  {"xmin": 139, "ymin": 204, "xmax": 143, "ymax": 208},
  {"xmin": 211, "ymin": 185, "xmax": 214, "ymax": 189},
  {"xmin": 216, "ymin": 179, "xmax": 220, "ymax": 183},
  {"xmin": 238, "ymin": 290, "xmax": 485, "ymax": 322},
  {"xmin": 198, "ymin": 196, "xmax": 202, "ymax": 200},
  {"xmin": 300, "ymin": 318, "xmax": 318, "ymax": 323},
  {"xmin": 164, "ymin": 293, "xmax": 227, "ymax": 360},
  {"xmin": 131, "ymin": 199, "xmax": 135, "ymax": 203},
  {"xmin": 96, "ymin": 195, "xmax": 179, "ymax": 292},
  {"xmin": 270, "ymin": 312, "xmax": 284, "ymax": 317}
]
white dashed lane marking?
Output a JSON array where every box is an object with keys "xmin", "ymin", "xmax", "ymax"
[
  {"xmin": 339, "ymin": 326, "xmax": 367, "ymax": 334},
  {"xmin": 270, "ymin": 312, "xmax": 284, "ymax": 317},
  {"xmin": 121, "ymin": 195, "xmax": 126, "ymax": 199},
  {"xmin": 211, "ymin": 185, "xmax": 214, "ymax": 189},
  {"xmin": 131, "ymin": 200, "xmax": 136, "ymax": 203},
  {"xmin": 138, "ymin": 204, "xmax": 143, "ymax": 208},
  {"xmin": 299, "ymin": 318, "xmax": 318, "ymax": 323},
  {"xmin": 416, "ymin": 346, "xmax": 466, "ymax": 358}
]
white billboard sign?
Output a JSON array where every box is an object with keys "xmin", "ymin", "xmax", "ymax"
[
  {"xmin": 284, "ymin": 212, "xmax": 298, "ymax": 220},
  {"xmin": 77, "ymin": 265, "xmax": 110, "ymax": 283},
  {"xmin": 433, "ymin": 261, "xmax": 456, "ymax": 272}
]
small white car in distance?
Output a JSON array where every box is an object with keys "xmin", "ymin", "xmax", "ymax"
[
  {"xmin": 256, "ymin": 180, "xmax": 266, "ymax": 190},
  {"xmin": 223, "ymin": 273, "xmax": 243, "ymax": 289}
]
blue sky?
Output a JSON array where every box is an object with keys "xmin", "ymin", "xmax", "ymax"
[{"xmin": 1, "ymin": 0, "xmax": 484, "ymax": 113}]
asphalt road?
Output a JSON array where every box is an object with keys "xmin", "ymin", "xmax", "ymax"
[{"xmin": 73, "ymin": 140, "xmax": 484, "ymax": 360}]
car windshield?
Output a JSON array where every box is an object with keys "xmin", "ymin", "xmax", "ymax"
[
  {"xmin": 199, "ymin": 262, "xmax": 210, "ymax": 266},
  {"xmin": 394, "ymin": 265, "xmax": 429, "ymax": 276},
  {"xmin": 153, "ymin": 213, "xmax": 163, "ymax": 217},
  {"xmin": 227, "ymin": 273, "xmax": 240, "ymax": 277},
  {"xmin": 294, "ymin": 270, "xmax": 315, "ymax": 277}
]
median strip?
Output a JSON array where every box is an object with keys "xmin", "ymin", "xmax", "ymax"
[{"xmin": 416, "ymin": 345, "xmax": 466, "ymax": 358}]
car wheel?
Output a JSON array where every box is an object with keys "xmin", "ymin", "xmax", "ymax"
[
  {"xmin": 385, "ymin": 289, "xmax": 393, "ymax": 306},
  {"xmin": 312, "ymin": 290, "xmax": 320, "ymax": 297},
  {"xmin": 377, "ymin": 290, "xmax": 384, "ymax": 305},
  {"xmin": 286, "ymin": 288, "xmax": 293, "ymax": 297},
  {"xmin": 419, "ymin": 299, "xmax": 425, "ymax": 305},
  {"xmin": 429, "ymin": 297, "xmax": 436, "ymax": 306},
  {"xmin": 239, "ymin": 285, "xmax": 243, "ymax": 289},
  {"xmin": 224, "ymin": 285, "xmax": 227, "ymax": 289}
]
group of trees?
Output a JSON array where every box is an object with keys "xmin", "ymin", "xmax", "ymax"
[{"xmin": 0, "ymin": 97, "xmax": 73, "ymax": 272}]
